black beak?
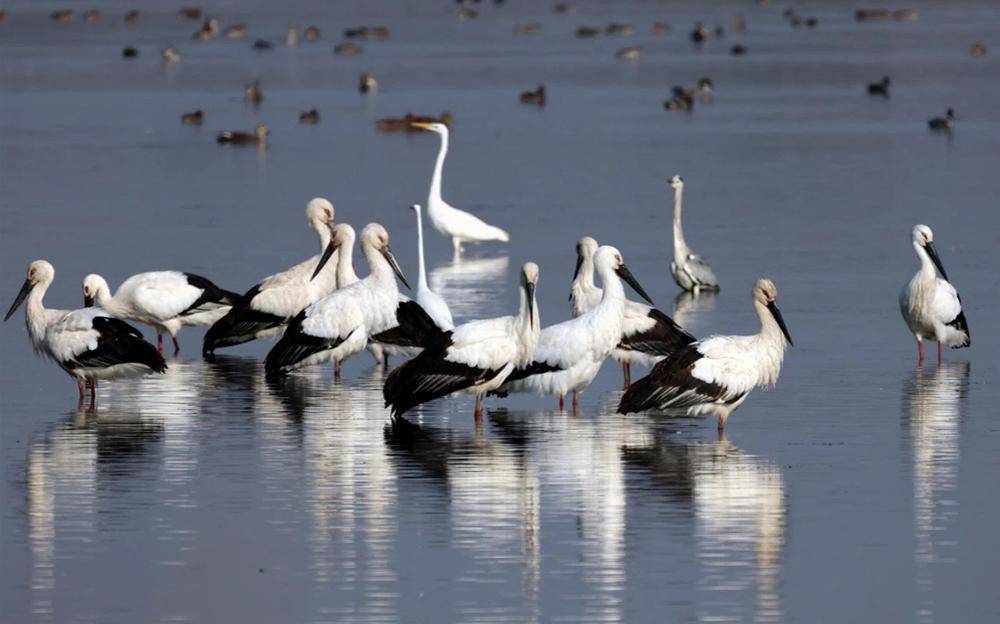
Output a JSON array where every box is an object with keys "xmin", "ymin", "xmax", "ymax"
[
  {"xmin": 382, "ymin": 246, "xmax": 411, "ymax": 290},
  {"xmin": 767, "ymin": 300, "xmax": 793, "ymax": 346},
  {"xmin": 526, "ymin": 281, "xmax": 536, "ymax": 326},
  {"xmin": 569, "ymin": 253, "xmax": 584, "ymax": 301},
  {"xmin": 83, "ymin": 295, "xmax": 95, "ymax": 308},
  {"xmin": 924, "ymin": 242, "xmax": 949, "ymax": 281},
  {"xmin": 5, "ymin": 279, "xmax": 32, "ymax": 322},
  {"xmin": 615, "ymin": 264, "xmax": 654, "ymax": 306},
  {"xmin": 311, "ymin": 238, "xmax": 340, "ymax": 281}
]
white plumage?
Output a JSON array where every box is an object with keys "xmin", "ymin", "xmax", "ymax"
[
  {"xmin": 383, "ymin": 263, "xmax": 541, "ymax": 421},
  {"xmin": 411, "ymin": 204, "xmax": 454, "ymax": 330},
  {"xmin": 411, "ymin": 122, "xmax": 509, "ymax": 255},
  {"xmin": 265, "ymin": 223, "xmax": 413, "ymax": 376},
  {"xmin": 203, "ymin": 198, "xmax": 338, "ymax": 354},
  {"xmin": 619, "ymin": 278, "xmax": 792, "ymax": 431},
  {"xmin": 668, "ymin": 175, "xmax": 719, "ymax": 292},
  {"xmin": 570, "ymin": 236, "xmax": 693, "ymax": 387},
  {"xmin": 5, "ymin": 260, "xmax": 166, "ymax": 408},
  {"xmin": 498, "ymin": 246, "xmax": 655, "ymax": 410},
  {"xmin": 82, "ymin": 271, "xmax": 238, "ymax": 353},
  {"xmin": 899, "ymin": 224, "xmax": 970, "ymax": 365}
]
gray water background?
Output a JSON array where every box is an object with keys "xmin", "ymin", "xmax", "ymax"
[{"xmin": 2, "ymin": 1, "xmax": 999, "ymax": 622}]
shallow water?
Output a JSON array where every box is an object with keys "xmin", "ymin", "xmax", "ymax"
[{"xmin": 2, "ymin": 1, "xmax": 1000, "ymax": 622}]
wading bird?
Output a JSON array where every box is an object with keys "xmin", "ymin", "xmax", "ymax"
[
  {"xmin": 203, "ymin": 198, "xmax": 338, "ymax": 354},
  {"xmin": 669, "ymin": 175, "xmax": 719, "ymax": 292},
  {"xmin": 899, "ymin": 224, "xmax": 970, "ymax": 365},
  {"xmin": 82, "ymin": 271, "xmax": 240, "ymax": 354},
  {"xmin": 411, "ymin": 204, "xmax": 454, "ymax": 330},
  {"xmin": 6, "ymin": 260, "xmax": 166, "ymax": 409},
  {"xmin": 618, "ymin": 278, "xmax": 792, "ymax": 431},
  {"xmin": 383, "ymin": 263, "xmax": 541, "ymax": 422},
  {"xmin": 411, "ymin": 121, "xmax": 509, "ymax": 255},
  {"xmin": 570, "ymin": 236, "xmax": 694, "ymax": 387}
]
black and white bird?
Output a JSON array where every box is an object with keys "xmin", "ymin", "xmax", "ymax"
[
  {"xmin": 383, "ymin": 262, "xmax": 541, "ymax": 422},
  {"xmin": 927, "ymin": 108, "xmax": 955, "ymax": 131},
  {"xmin": 569, "ymin": 236, "xmax": 694, "ymax": 387},
  {"xmin": 5, "ymin": 260, "xmax": 166, "ymax": 408},
  {"xmin": 619, "ymin": 278, "xmax": 792, "ymax": 431},
  {"xmin": 899, "ymin": 224, "xmax": 970, "ymax": 365},
  {"xmin": 265, "ymin": 223, "xmax": 437, "ymax": 377},
  {"xmin": 203, "ymin": 198, "xmax": 338, "ymax": 354},
  {"xmin": 82, "ymin": 271, "xmax": 240, "ymax": 354},
  {"xmin": 494, "ymin": 246, "xmax": 655, "ymax": 411},
  {"xmin": 669, "ymin": 175, "xmax": 719, "ymax": 292}
]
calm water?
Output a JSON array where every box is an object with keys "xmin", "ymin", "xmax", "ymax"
[{"xmin": 2, "ymin": 1, "xmax": 1000, "ymax": 622}]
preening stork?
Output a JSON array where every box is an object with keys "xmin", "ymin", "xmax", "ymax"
[
  {"xmin": 669, "ymin": 175, "xmax": 719, "ymax": 292},
  {"xmin": 82, "ymin": 271, "xmax": 240, "ymax": 354},
  {"xmin": 5, "ymin": 260, "xmax": 166, "ymax": 409},
  {"xmin": 202, "ymin": 198, "xmax": 338, "ymax": 354},
  {"xmin": 570, "ymin": 236, "xmax": 694, "ymax": 387},
  {"xmin": 411, "ymin": 121, "xmax": 510, "ymax": 255},
  {"xmin": 495, "ymin": 246, "xmax": 654, "ymax": 411},
  {"xmin": 264, "ymin": 223, "xmax": 438, "ymax": 377},
  {"xmin": 383, "ymin": 262, "xmax": 541, "ymax": 422},
  {"xmin": 899, "ymin": 224, "xmax": 970, "ymax": 365},
  {"xmin": 618, "ymin": 278, "xmax": 792, "ymax": 431}
]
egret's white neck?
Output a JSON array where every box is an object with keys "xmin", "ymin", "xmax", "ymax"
[
  {"xmin": 415, "ymin": 208, "xmax": 428, "ymax": 290},
  {"xmin": 428, "ymin": 131, "xmax": 448, "ymax": 205},
  {"xmin": 672, "ymin": 188, "xmax": 690, "ymax": 261},
  {"xmin": 337, "ymin": 238, "xmax": 358, "ymax": 288}
]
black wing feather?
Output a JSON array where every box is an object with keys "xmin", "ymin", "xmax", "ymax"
[
  {"xmin": 179, "ymin": 272, "xmax": 242, "ymax": 316},
  {"xmin": 69, "ymin": 317, "xmax": 167, "ymax": 373},
  {"xmin": 617, "ymin": 308, "xmax": 696, "ymax": 356},
  {"xmin": 264, "ymin": 310, "xmax": 349, "ymax": 376},
  {"xmin": 946, "ymin": 305, "xmax": 970, "ymax": 346},
  {"xmin": 202, "ymin": 284, "xmax": 287, "ymax": 354},
  {"xmin": 487, "ymin": 360, "xmax": 563, "ymax": 397},
  {"xmin": 371, "ymin": 300, "xmax": 446, "ymax": 348},
  {"xmin": 383, "ymin": 332, "xmax": 504, "ymax": 417},
  {"xmin": 618, "ymin": 344, "xmax": 732, "ymax": 414}
]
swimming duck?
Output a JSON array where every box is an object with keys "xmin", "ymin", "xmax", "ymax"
[
  {"xmin": 334, "ymin": 42, "xmax": 363, "ymax": 55},
  {"xmin": 181, "ymin": 110, "xmax": 203, "ymax": 125},
  {"xmin": 245, "ymin": 80, "xmax": 263, "ymax": 105},
  {"xmin": 344, "ymin": 26, "xmax": 389, "ymax": 39},
  {"xmin": 553, "ymin": 3, "xmax": 576, "ymax": 14},
  {"xmin": 652, "ymin": 21, "xmax": 670, "ymax": 35},
  {"xmin": 514, "ymin": 23, "xmax": 542, "ymax": 35},
  {"xmin": 225, "ymin": 24, "xmax": 246, "ymax": 39},
  {"xmin": 971, "ymin": 43, "xmax": 986, "ymax": 58},
  {"xmin": 457, "ymin": 8, "xmax": 478, "ymax": 20},
  {"xmin": 50, "ymin": 10, "xmax": 75, "ymax": 23},
  {"xmin": 616, "ymin": 47, "xmax": 640, "ymax": 61},
  {"xmin": 867, "ymin": 76, "xmax": 890, "ymax": 96},
  {"xmin": 252, "ymin": 39, "xmax": 274, "ymax": 51},
  {"xmin": 690, "ymin": 22, "xmax": 709, "ymax": 44},
  {"xmin": 927, "ymin": 109, "xmax": 955, "ymax": 131},
  {"xmin": 697, "ymin": 77, "xmax": 714, "ymax": 102},
  {"xmin": 893, "ymin": 9, "xmax": 918, "ymax": 21},
  {"xmin": 122, "ymin": 46, "xmax": 139, "ymax": 59},
  {"xmin": 606, "ymin": 23, "xmax": 634, "ymax": 36},
  {"xmin": 304, "ymin": 25, "xmax": 321, "ymax": 41},
  {"xmin": 124, "ymin": 10, "xmax": 140, "ymax": 24},
  {"xmin": 178, "ymin": 7, "xmax": 203, "ymax": 20},
  {"xmin": 82, "ymin": 9, "xmax": 100, "ymax": 22},
  {"xmin": 217, "ymin": 124, "xmax": 269, "ymax": 145},
  {"xmin": 855, "ymin": 9, "xmax": 889, "ymax": 21},
  {"xmin": 730, "ymin": 43, "xmax": 747, "ymax": 55},
  {"xmin": 299, "ymin": 109, "xmax": 320, "ymax": 124},
  {"xmin": 575, "ymin": 26, "xmax": 600, "ymax": 38},
  {"xmin": 359, "ymin": 72, "xmax": 378, "ymax": 94},
  {"xmin": 519, "ymin": 85, "xmax": 546, "ymax": 106},
  {"xmin": 162, "ymin": 46, "xmax": 182, "ymax": 63}
]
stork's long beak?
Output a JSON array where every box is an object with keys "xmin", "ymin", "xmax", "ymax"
[
  {"xmin": 382, "ymin": 246, "xmax": 411, "ymax": 290},
  {"xmin": 410, "ymin": 121, "xmax": 434, "ymax": 131},
  {"xmin": 311, "ymin": 237, "xmax": 340, "ymax": 281},
  {"xmin": 83, "ymin": 294, "xmax": 95, "ymax": 308},
  {"xmin": 526, "ymin": 282, "xmax": 536, "ymax": 326},
  {"xmin": 5, "ymin": 279, "xmax": 32, "ymax": 322},
  {"xmin": 615, "ymin": 264, "xmax": 655, "ymax": 306},
  {"xmin": 569, "ymin": 253, "xmax": 584, "ymax": 301},
  {"xmin": 924, "ymin": 242, "xmax": 949, "ymax": 281},
  {"xmin": 766, "ymin": 300, "xmax": 794, "ymax": 346}
]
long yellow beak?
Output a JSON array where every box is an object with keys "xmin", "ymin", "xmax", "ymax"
[{"xmin": 410, "ymin": 121, "xmax": 434, "ymax": 130}]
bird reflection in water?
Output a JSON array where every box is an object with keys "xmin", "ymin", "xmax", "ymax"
[
  {"xmin": 672, "ymin": 289, "xmax": 717, "ymax": 334},
  {"xmin": 902, "ymin": 362, "xmax": 969, "ymax": 624},
  {"xmin": 624, "ymin": 431, "xmax": 786, "ymax": 623},
  {"xmin": 429, "ymin": 255, "xmax": 509, "ymax": 322}
]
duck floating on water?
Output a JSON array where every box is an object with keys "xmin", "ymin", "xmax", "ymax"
[
  {"xmin": 867, "ymin": 76, "xmax": 890, "ymax": 97},
  {"xmin": 519, "ymin": 85, "xmax": 546, "ymax": 106},
  {"xmin": 181, "ymin": 110, "xmax": 203, "ymax": 125},
  {"xmin": 299, "ymin": 109, "xmax": 320, "ymax": 124},
  {"xmin": 217, "ymin": 123, "xmax": 268, "ymax": 146},
  {"xmin": 927, "ymin": 108, "xmax": 955, "ymax": 131},
  {"xmin": 359, "ymin": 72, "xmax": 378, "ymax": 94}
]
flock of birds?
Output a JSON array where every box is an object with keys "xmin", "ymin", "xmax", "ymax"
[
  {"xmin": 4, "ymin": 3, "xmax": 976, "ymax": 432},
  {"xmin": 6, "ymin": 117, "xmax": 971, "ymax": 430}
]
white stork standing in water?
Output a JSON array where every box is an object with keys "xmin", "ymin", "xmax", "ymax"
[
  {"xmin": 265, "ymin": 223, "xmax": 439, "ymax": 377},
  {"xmin": 570, "ymin": 236, "xmax": 694, "ymax": 387},
  {"xmin": 410, "ymin": 122, "xmax": 509, "ymax": 256},
  {"xmin": 82, "ymin": 271, "xmax": 240, "ymax": 354},
  {"xmin": 618, "ymin": 278, "xmax": 792, "ymax": 432},
  {"xmin": 899, "ymin": 224, "xmax": 970, "ymax": 365},
  {"xmin": 669, "ymin": 175, "xmax": 719, "ymax": 293},
  {"xmin": 5, "ymin": 260, "xmax": 167, "ymax": 409},
  {"xmin": 383, "ymin": 262, "xmax": 541, "ymax": 423},
  {"xmin": 495, "ymin": 246, "xmax": 654, "ymax": 412},
  {"xmin": 202, "ymin": 198, "xmax": 338, "ymax": 354}
]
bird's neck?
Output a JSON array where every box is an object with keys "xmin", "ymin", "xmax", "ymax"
[
  {"xmin": 26, "ymin": 281, "xmax": 51, "ymax": 347},
  {"xmin": 754, "ymin": 300, "xmax": 787, "ymax": 347},
  {"xmin": 313, "ymin": 219, "xmax": 332, "ymax": 253},
  {"xmin": 364, "ymin": 246, "xmax": 395, "ymax": 286},
  {"xmin": 596, "ymin": 266, "xmax": 626, "ymax": 310},
  {"xmin": 416, "ymin": 210, "xmax": 428, "ymax": 290},
  {"xmin": 672, "ymin": 189, "xmax": 689, "ymax": 259},
  {"xmin": 96, "ymin": 286, "xmax": 123, "ymax": 316},
  {"xmin": 914, "ymin": 241, "xmax": 937, "ymax": 280},
  {"xmin": 429, "ymin": 133, "xmax": 448, "ymax": 204},
  {"xmin": 336, "ymin": 241, "xmax": 358, "ymax": 288},
  {"xmin": 516, "ymin": 288, "xmax": 540, "ymax": 362}
]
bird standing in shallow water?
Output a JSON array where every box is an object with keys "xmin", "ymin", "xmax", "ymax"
[
  {"xmin": 669, "ymin": 175, "xmax": 719, "ymax": 292},
  {"xmin": 619, "ymin": 278, "xmax": 792, "ymax": 432},
  {"xmin": 899, "ymin": 224, "xmax": 970, "ymax": 365}
]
